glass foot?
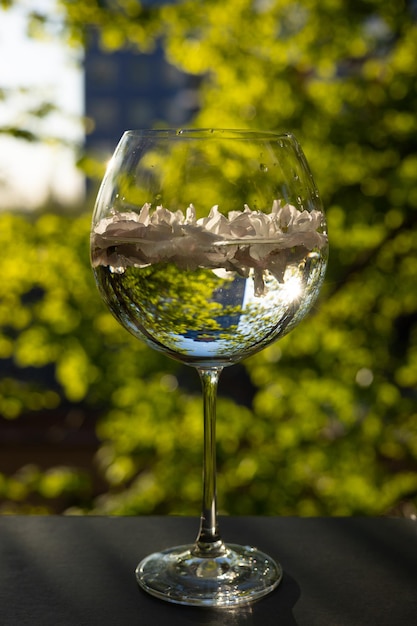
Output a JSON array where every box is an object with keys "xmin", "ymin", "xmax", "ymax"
[{"xmin": 136, "ymin": 543, "xmax": 282, "ymax": 607}]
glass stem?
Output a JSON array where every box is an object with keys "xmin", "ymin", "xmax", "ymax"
[{"xmin": 193, "ymin": 366, "xmax": 227, "ymax": 557}]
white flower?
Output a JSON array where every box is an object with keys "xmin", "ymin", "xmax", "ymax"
[{"xmin": 91, "ymin": 201, "xmax": 327, "ymax": 294}]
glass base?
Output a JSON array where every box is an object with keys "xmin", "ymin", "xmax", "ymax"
[{"xmin": 136, "ymin": 543, "xmax": 282, "ymax": 607}]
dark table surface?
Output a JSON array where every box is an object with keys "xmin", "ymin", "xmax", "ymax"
[{"xmin": 0, "ymin": 515, "xmax": 416, "ymax": 625}]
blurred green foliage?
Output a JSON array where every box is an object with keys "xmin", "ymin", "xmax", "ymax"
[{"xmin": 1, "ymin": 0, "xmax": 416, "ymax": 516}]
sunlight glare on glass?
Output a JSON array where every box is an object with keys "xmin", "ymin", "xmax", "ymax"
[
  {"xmin": 280, "ymin": 271, "xmax": 303, "ymax": 303},
  {"xmin": 242, "ymin": 267, "xmax": 303, "ymax": 312}
]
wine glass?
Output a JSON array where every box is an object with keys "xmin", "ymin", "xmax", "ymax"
[{"xmin": 90, "ymin": 129, "xmax": 328, "ymax": 607}]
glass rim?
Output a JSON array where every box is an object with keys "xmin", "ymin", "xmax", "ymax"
[{"xmin": 122, "ymin": 128, "xmax": 295, "ymax": 141}]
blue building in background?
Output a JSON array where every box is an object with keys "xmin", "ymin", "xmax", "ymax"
[{"xmin": 84, "ymin": 34, "xmax": 199, "ymax": 163}]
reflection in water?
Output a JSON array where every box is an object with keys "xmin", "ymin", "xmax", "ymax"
[{"xmin": 94, "ymin": 245, "xmax": 327, "ymax": 367}]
